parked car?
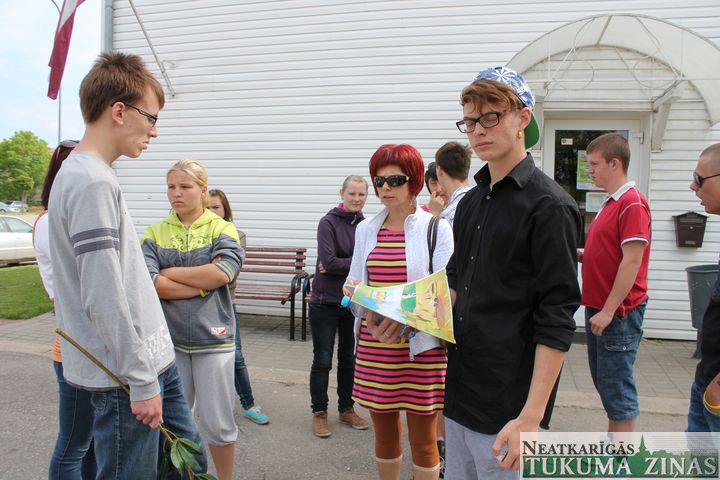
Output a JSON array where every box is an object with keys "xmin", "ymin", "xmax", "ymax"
[
  {"xmin": 0, "ymin": 202, "xmax": 22, "ymax": 213},
  {"xmin": 9, "ymin": 201, "xmax": 28, "ymax": 212},
  {"xmin": 0, "ymin": 216, "xmax": 35, "ymax": 265}
]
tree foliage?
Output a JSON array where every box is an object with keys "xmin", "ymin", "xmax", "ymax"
[{"xmin": 0, "ymin": 131, "xmax": 50, "ymax": 202}]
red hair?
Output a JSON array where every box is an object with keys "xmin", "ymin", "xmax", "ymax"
[{"xmin": 368, "ymin": 144, "xmax": 425, "ymax": 197}]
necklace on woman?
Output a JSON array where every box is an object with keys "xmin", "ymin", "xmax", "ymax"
[{"xmin": 382, "ymin": 217, "xmax": 406, "ymax": 231}]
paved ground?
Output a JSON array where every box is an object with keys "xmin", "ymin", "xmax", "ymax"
[{"xmin": 0, "ymin": 313, "xmax": 696, "ymax": 479}]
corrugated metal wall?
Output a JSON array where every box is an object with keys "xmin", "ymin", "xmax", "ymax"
[{"xmin": 111, "ymin": 0, "xmax": 720, "ymax": 332}]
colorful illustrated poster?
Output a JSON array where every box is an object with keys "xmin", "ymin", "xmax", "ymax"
[
  {"xmin": 350, "ymin": 269, "xmax": 455, "ymax": 343},
  {"xmin": 576, "ymin": 150, "xmax": 594, "ymax": 190},
  {"xmin": 576, "ymin": 150, "xmax": 603, "ymax": 191}
]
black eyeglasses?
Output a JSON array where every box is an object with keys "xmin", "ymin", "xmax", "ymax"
[
  {"xmin": 373, "ymin": 175, "xmax": 410, "ymax": 188},
  {"xmin": 456, "ymin": 111, "xmax": 508, "ymax": 133},
  {"xmin": 125, "ymin": 103, "xmax": 158, "ymax": 126},
  {"xmin": 693, "ymin": 171, "xmax": 720, "ymax": 188}
]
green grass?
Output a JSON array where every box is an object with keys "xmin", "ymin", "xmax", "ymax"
[{"xmin": 0, "ymin": 265, "xmax": 54, "ymax": 319}]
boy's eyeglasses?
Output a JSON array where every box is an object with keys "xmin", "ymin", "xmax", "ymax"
[
  {"xmin": 373, "ymin": 175, "xmax": 410, "ymax": 188},
  {"xmin": 693, "ymin": 171, "xmax": 720, "ymax": 188},
  {"xmin": 456, "ymin": 111, "xmax": 508, "ymax": 133},
  {"xmin": 125, "ymin": 103, "xmax": 158, "ymax": 126}
]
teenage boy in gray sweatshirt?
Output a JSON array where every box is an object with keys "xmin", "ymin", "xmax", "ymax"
[{"xmin": 48, "ymin": 51, "xmax": 206, "ymax": 479}]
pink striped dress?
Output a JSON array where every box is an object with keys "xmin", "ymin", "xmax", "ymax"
[{"xmin": 351, "ymin": 229, "xmax": 447, "ymax": 414}]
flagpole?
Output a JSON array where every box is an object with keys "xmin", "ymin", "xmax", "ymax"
[{"xmin": 50, "ymin": 0, "xmax": 62, "ymax": 144}]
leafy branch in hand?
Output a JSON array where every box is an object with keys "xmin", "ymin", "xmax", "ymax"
[{"xmin": 56, "ymin": 328, "xmax": 216, "ymax": 480}]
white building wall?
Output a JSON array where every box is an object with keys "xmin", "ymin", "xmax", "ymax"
[
  {"xmin": 646, "ymin": 94, "xmax": 720, "ymax": 338},
  {"xmin": 524, "ymin": 49, "xmax": 720, "ymax": 339},
  {"xmin": 110, "ymin": 0, "xmax": 720, "ymax": 329}
]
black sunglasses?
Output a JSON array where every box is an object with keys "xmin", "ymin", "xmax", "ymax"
[
  {"xmin": 373, "ymin": 175, "xmax": 410, "ymax": 188},
  {"xmin": 693, "ymin": 171, "xmax": 720, "ymax": 188},
  {"xmin": 125, "ymin": 103, "xmax": 158, "ymax": 126}
]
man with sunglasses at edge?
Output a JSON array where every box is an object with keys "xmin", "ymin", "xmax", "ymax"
[
  {"xmin": 49, "ymin": 51, "xmax": 206, "ymax": 478},
  {"xmin": 445, "ymin": 66, "xmax": 580, "ymax": 478},
  {"xmin": 688, "ymin": 143, "xmax": 720, "ymax": 434}
]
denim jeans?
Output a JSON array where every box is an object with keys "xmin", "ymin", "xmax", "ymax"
[
  {"xmin": 48, "ymin": 361, "xmax": 96, "ymax": 480},
  {"xmin": 91, "ymin": 363, "xmax": 207, "ymax": 480},
  {"xmin": 309, "ymin": 303, "xmax": 356, "ymax": 413},
  {"xmin": 585, "ymin": 301, "xmax": 646, "ymax": 421},
  {"xmin": 234, "ymin": 309, "xmax": 255, "ymax": 410},
  {"xmin": 687, "ymin": 381, "xmax": 720, "ymax": 432}
]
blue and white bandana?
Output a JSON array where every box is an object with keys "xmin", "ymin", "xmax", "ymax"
[
  {"xmin": 474, "ymin": 66, "xmax": 535, "ymax": 109},
  {"xmin": 471, "ymin": 66, "xmax": 540, "ymax": 148}
]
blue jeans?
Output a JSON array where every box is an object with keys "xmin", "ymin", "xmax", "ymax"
[
  {"xmin": 585, "ymin": 301, "xmax": 646, "ymax": 421},
  {"xmin": 687, "ymin": 381, "xmax": 720, "ymax": 432},
  {"xmin": 234, "ymin": 307, "xmax": 255, "ymax": 410},
  {"xmin": 49, "ymin": 361, "xmax": 96, "ymax": 480},
  {"xmin": 91, "ymin": 363, "xmax": 207, "ymax": 480},
  {"xmin": 309, "ymin": 303, "xmax": 356, "ymax": 413}
]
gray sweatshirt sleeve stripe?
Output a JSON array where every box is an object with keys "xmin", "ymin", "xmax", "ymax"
[
  {"xmin": 71, "ymin": 227, "xmax": 119, "ymax": 243},
  {"xmin": 73, "ymin": 238, "xmax": 120, "ymax": 256},
  {"xmin": 71, "ymin": 228, "xmax": 120, "ymax": 255}
]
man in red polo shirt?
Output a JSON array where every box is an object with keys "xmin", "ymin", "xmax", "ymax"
[{"xmin": 580, "ymin": 132, "xmax": 651, "ymax": 433}]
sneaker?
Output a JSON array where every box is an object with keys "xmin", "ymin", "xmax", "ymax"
[
  {"xmin": 313, "ymin": 411, "xmax": 331, "ymax": 438},
  {"xmin": 437, "ymin": 439, "xmax": 446, "ymax": 479},
  {"xmin": 339, "ymin": 408, "xmax": 369, "ymax": 430},
  {"xmin": 242, "ymin": 405, "xmax": 270, "ymax": 425}
]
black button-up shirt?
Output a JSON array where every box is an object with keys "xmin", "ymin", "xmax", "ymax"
[
  {"xmin": 445, "ymin": 153, "xmax": 581, "ymax": 434},
  {"xmin": 696, "ymin": 256, "xmax": 720, "ymax": 391}
]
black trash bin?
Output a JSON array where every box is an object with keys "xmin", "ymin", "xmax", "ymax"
[{"xmin": 686, "ymin": 264, "xmax": 719, "ymax": 358}]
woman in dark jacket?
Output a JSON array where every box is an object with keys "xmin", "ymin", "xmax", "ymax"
[{"xmin": 310, "ymin": 175, "xmax": 369, "ymax": 437}]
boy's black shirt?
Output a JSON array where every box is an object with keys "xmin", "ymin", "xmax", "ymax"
[{"xmin": 445, "ymin": 153, "xmax": 581, "ymax": 434}]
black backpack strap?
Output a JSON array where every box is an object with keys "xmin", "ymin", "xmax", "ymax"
[{"xmin": 427, "ymin": 216, "xmax": 440, "ymax": 273}]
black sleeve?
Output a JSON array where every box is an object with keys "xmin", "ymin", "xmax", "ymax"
[{"xmin": 530, "ymin": 203, "xmax": 581, "ymax": 351}]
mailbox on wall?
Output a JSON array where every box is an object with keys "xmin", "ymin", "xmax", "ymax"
[{"xmin": 673, "ymin": 211, "xmax": 708, "ymax": 248}]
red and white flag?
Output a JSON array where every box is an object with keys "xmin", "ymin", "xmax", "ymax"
[{"xmin": 47, "ymin": 0, "xmax": 85, "ymax": 100}]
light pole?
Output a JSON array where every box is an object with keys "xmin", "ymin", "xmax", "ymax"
[{"xmin": 49, "ymin": 0, "xmax": 62, "ymax": 144}]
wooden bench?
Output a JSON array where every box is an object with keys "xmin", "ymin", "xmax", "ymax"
[{"xmin": 234, "ymin": 246, "xmax": 310, "ymax": 340}]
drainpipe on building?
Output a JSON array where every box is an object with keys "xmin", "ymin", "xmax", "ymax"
[{"xmin": 101, "ymin": 0, "xmax": 113, "ymax": 51}]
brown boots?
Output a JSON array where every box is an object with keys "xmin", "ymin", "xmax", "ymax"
[
  {"xmin": 312, "ymin": 411, "xmax": 331, "ymax": 437},
  {"xmin": 314, "ymin": 408, "xmax": 369, "ymax": 437},
  {"xmin": 339, "ymin": 408, "xmax": 370, "ymax": 430}
]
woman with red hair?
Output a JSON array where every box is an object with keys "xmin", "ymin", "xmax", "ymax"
[{"xmin": 346, "ymin": 144, "xmax": 453, "ymax": 480}]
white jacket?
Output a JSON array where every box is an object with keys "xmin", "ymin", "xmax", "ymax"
[
  {"xmin": 33, "ymin": 212, "xmax": 54, "ymax": 300},
  {"xmin": 347, "ymin": 206, "xmax": 454, "ymax": 357}
]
